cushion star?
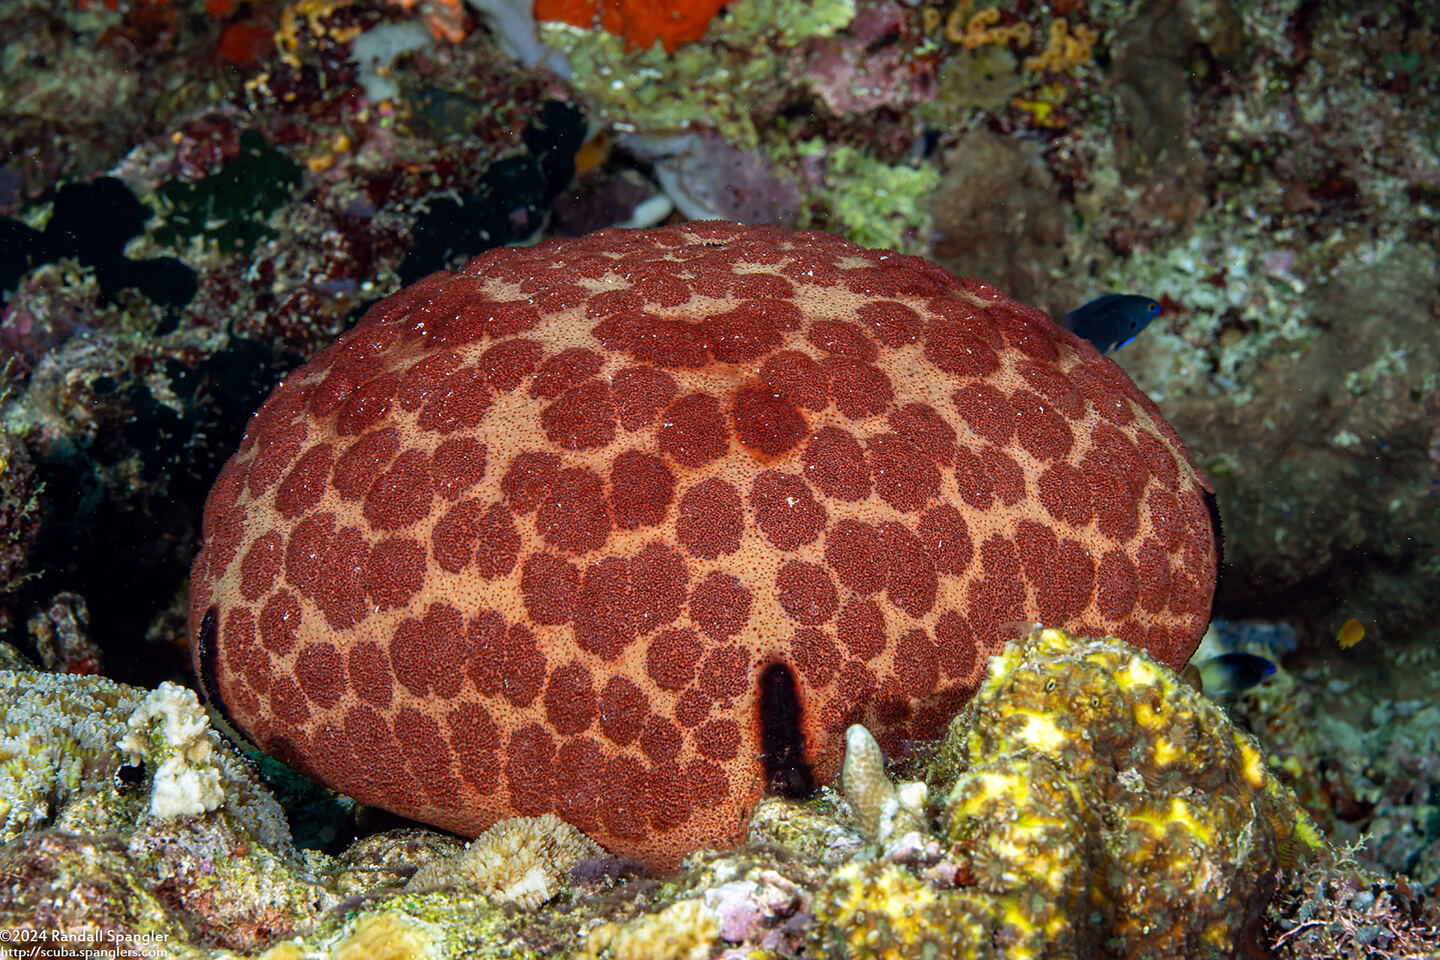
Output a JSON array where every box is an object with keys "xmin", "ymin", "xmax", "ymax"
[{"xmin": 189, "ymin": 221, "xmax": 1218, "ymax": 870}]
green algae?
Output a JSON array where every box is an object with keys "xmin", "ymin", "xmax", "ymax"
[
  {"xmin": 539, "ymin": 0, "xmax": 855, "ymax": 148},
  {"xmin": 789, "ymin": 139, "xmax": 941, "ymax": 254}
]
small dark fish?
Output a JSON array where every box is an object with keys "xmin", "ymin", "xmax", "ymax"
[
  {"xmin": 1197, "ymin": 651, "xmax": 1276, "ymax": 697},
  {"xmin": 1065, "ymin": 293, "xmax": 1163, "ymax": 353}
]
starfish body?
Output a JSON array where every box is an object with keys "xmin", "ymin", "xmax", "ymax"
[{"xmin": 189, "ymin": 222, "xmax": 1217, "ymax": 869}]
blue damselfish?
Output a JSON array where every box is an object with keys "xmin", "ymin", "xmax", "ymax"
[
  {"xmin": 1065, "ymin": 293, "xmax": 1163, "ymax": 352},
  {"xmin": 1196, "ymin": 651, "xmax": 1276, "ymax": 697}
]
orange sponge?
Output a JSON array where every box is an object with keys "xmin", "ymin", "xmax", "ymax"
[{"xmin": 534, "ymin": 0, "xmax": 728, "ymax": 52}]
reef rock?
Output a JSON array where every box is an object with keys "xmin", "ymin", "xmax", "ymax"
[{"xmin": 0, "ymin": 659, "xmax": 315, "ymax": 952}]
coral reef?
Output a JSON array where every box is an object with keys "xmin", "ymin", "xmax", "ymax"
[
  {"xmin": 745, "ymin": 792, "xmax": 862, "ymax": 868},
  {"xmin": 0, "ymin": 422, "xmax": 40, "ymax": 625},
  {"xmin": 0, "ymin": 177, "xmax": 196, "ymax": 307},
  {"xmin": 922, "ymin": 0, "xmax": 1440, "ymax": 645},
  {"xmin": 188, "ymin": 221, "xmax": 1216, "ymax": 870},
  {"xmin": 1160, "ymin": 243, "xmax": 1440, "ymax": 642},
  {"xmin": 543, "ymin": 0, "xmax": 944, "ymax": 252},
  {"xmin": 0, "ymin": 656, "xmax": 144, "ymax": 842},
  {"xmin": 542, "ymin": 0, "xmax": 857, "ymax": 148},
  {"xmin": 326, "ymin": 826, "xmax": 468, "ymax": 898},
  {"xmin": 0, "ymin": 658, "xmax": 319, "ymax": 953},
  {"xmin": 811, "ymin": 627, "xmax": 1331, "ymax": 959},
  {"xmin": 0, "ymin": 0, "xmax": 243, "ymax": 208},
  {"xmin": 630, "ymin": 132, "xmax": 803, "ymax": 226},
  {"xmin": 151, "ymin": 130, "xmax": 302, "ymax": 255},
  {"xmin": 1267, "ymin": 853, "xmax": 1440, "ymax": 959},
  {"xmin": 931, "ymin": 131, "xmax": 1067, "ymax": 306},
  {"xmin": 0, "ymin": 660, "xmax": 289, "ymax": 849},
  {"xmin": 1230, "ymin": 637, "xmax": 1440, "ymax": 892},
  {"xmin": 0, "ymin": 0, "xmax": 1436, "ymax": 952},
  {"xmin": 791, "ymin": 140, "xmax": 942, "ymax": 254}
]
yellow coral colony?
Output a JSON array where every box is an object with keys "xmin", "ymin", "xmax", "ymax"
[
  {"xmin": 811, "ymin": 628, "xmax": 1329, "ymax": 960},
  {"xmin": 573, "ymin": 899, "xmax": 719, "ymax": 960},
  {"xmin": 953, "ymin": 627, "xmax": 1328, "ymax": 955}
]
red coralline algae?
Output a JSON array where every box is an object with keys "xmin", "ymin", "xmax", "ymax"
[{"xmin": 189, "ymin": 222, "xmax": 1218, "ymax": 869}]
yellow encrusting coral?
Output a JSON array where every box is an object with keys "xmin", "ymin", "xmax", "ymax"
[
  {"xmin": 810, "ymin": 627, "xmax": 1330, "ymax": 959},
  {"xmin": 332, "ymin": 912, "xmax": 437, "ymax": 960},
  {"xmin": 1009, "ymin": 81, "xmax": 1073, "ymax": 129},
  {"xmin": 812, "ymin": 861, "xmax": 973, "ymax": 960}
]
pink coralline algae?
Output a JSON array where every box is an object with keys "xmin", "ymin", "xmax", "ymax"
[
  {"xmin": 189, "ymin": 222, "xmax": 1217, "ymax": 869},
  {"xmin": 803, "ymin": 1, "xmax": 939, "ymax": 115}
]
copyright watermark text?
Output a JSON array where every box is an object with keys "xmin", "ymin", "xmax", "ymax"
[{"xmin": 0, "ymin": 928, "xmax": 171, "ymax": 959}]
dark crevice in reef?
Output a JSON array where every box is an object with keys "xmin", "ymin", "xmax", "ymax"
[{"xmin": 10, "ymin": 338, "xmax": 302, "ymax": 688}]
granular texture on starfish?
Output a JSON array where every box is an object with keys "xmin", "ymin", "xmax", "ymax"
[{"xmin": 188, "ymin": 221, "xmax": 1217, "ymax": 869}]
